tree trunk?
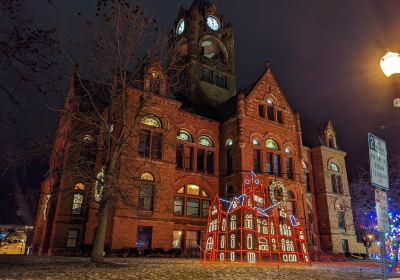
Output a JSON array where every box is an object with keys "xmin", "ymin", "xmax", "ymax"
[{"xmin": 91, "ymin": 198, "xmax": 109, "ymax": 262}]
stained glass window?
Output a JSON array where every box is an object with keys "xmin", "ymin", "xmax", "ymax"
[
  {"xmin": 177, "ymin": 130, "xmax": 192, "ymax": 142},
  {"xmin": 140, "ymin": 172, "xmax": 154, "ymax": 181},
  {"xmin": 199, "ymin": 136, "xmax": 213, "ymax": 147},
  {"xmin": 141, "ymin": 115, "xmax": 162, "ymax": 128},
  {"xmin": 266, "ymin": 139, "xmax": 279, "ymax": 150},
  {"xmin": 174, "ymin": 185, "xmax": 210, "ymax": 217}
]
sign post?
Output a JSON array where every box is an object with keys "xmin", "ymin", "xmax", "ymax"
[{"xmin": 369, "ymin": 133, "xmax": 389, "ymax": 280}]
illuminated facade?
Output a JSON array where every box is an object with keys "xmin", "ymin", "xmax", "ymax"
[
  {"xmin": 33, "ymin": 0, "xmax": 364, "ymax": 257},
  {"xmin": 204, "ymin": 172, "xmax": 309, "ymax": 264}
]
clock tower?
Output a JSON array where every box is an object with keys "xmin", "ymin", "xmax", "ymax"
[{"xmin": 170, "ymin": 0, "xmax": 236, "ymax": 107}]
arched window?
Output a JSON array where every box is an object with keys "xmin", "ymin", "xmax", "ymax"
[
  {"xmin": 330, "ymin": 162, "xmax": 339, "ymax": 172},
  {"xmin": 265, "ymin": 139, "xmax": 281, "ymax": 176},
  {"xmin": 74, "ymin": 183, "xmax": 85, "ymax": 191},
  {"xmin": 197, "ymin": 135, "xmax": 215, "ymax": 174},
  {"xmin": 220, "ymin": 235, "xmax": 225, "ymax": 249},
  {"xmin": 173, "ymin": 184, "xmax": 211, "ymax": 217},
  {"xmin": 226, "ymin": 139, "xmax": 233, "ymax": 146},
  {"xmin": 330, "ymin": 162, "xmax": 343, "ymax": 194},
  {"xmin": 337, "ymin": 203, "xmax": 346, "ymax": 232},
  {"xmin": 266, "ymin": 139, "xmax": 279, "ymax": 150},
  {"xmin": 177, "ymin": 130, "xmax": 192, "ymax": 142},
  {"xmin": 252, "ymin": 138, "xmax": 260, "ymax": 145},
  {"xmin": 245, "ymin": 214, "xmax": 253, "ymax": 229},
  {"xmin": 176, "ymin": 130, "xmax": 194, "ymax": 171},
  {"xmin": 284, "ymin": 147, "xmax": 293, "ymax": 179},
  {"xmin": 199, "ymin": 135, "xmax": 213, "ymax": 147},
  {"xmin": 139, "ymin": 172, "xmax": 155, "ymax": 211},
  {"xmin": 140, "ymin": 172, "xmax": 154, "ymax": 181},
  {"xmin": 141, "ymin": 115, "xmax": 162, "ymax": 128},
  {"xmin": 286, "ymin": 191, "xmax": 296, "ymax": 217},
  {"xmin": 139, "ymin": 115, "xmax": 163, "ymax": 160}
]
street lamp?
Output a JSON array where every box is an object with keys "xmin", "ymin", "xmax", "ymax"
[{"xmin": 380, "ymin": 52, "xmax": 400, "ymax": 107}]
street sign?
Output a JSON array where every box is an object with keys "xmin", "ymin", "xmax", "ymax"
[
  {"xmin": 368, "ymin": 133, "xmax": 389, "ymax": 190},
  {"xmin": 375, "ymin": 189, "xmax": 390, "ymax": 232}
]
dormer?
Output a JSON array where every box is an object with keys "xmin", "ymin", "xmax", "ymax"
[{"xmin": 143, "ymin": 60, "xmax": 166, "ymax": 96}]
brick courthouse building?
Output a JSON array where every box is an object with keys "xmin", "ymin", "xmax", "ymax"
[{"xmin": 33, "ymin": 0, "xmax": 364, "ymax": 256}]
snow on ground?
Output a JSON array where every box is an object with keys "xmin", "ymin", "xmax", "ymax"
[{"xmin": 0, "ymin": 256, "xmax": 396, "ymax": 280}]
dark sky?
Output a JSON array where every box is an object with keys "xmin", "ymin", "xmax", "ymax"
[{"xmin": 1, "ymin": 0, "xmax": 400, "ymax": 222}]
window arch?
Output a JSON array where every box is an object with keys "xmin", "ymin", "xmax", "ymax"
[
  {"xmin": 177, "ymin": 130, "xmax": 193, "ymax": 142},
  {"xmin": 139, "ymin": 172, "xmax": 155, "ymax": 211},
  {"xmin": 198, "ymin": 135, "xmax": 213, "ymax": 147},
  {"xmin": 197, "ymin": 135, "xmax": 215, "ymax": 175},
  {"xmin": 206, "ymin": 237, "xmax": 214, "ymax": 250},
  {"xmin": 74, "ymin": 183, "xmax": 85, "ymax": 191},
  {"xmin": 329, "ymin": 162, "xmax": 340, "ymax": 172},
  {"xmin": 141, "ymin": 115, "xmax": 162, "ymax": 128},
  {"xmin": 139, "ymin": 115, "xmax": 163, "ymax": 160},
  {"xmin": 140, "ymin": 172, "xmax": 154, "ymax": 181},
  {"xmin": 284, "ymin": 147, "xmax": 292, "ymax": 154},
  {"xmin": 226, "ymin": 139, "xmax": 233, "ymax": 146},
  {"xmin": 252, "ymin": 138, "xmax": 260, "ymax": 145},
  {"xmin": 173, "ymin": 184, "xmax": 211, "ymax": 217},
  {"xmin": 266, "ymin": 139, "xmax": 279, "ymax": 150}
]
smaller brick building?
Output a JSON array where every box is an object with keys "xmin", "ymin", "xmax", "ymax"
[{"xmin": 32, "ymin": 0, "xmax": 364, "ymax": 257}]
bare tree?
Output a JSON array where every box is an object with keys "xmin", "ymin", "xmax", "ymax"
[
  {"xmin": 349, "ymin": 151, "xmax": 400, "ymax": 234},
  {"xmin": 46, "ymin": 0, "xmax": 185, "ymax": 262},
  {"xmin": 0, "ymin": 0, "xmax": 58, "ymax": 110}
]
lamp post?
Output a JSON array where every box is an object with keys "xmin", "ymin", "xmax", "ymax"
[{"xmin": 380, "ymin": 52, "xmax": 400, "ymax": 107}]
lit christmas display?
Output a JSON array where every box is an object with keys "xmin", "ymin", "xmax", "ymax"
[
  {"xmin": 364, "ymin": 200, "xmax": 400, "ymax": 273},
  {"xmin": 203, "ymin": 171, "xmax": 309, "ymax": 264}
]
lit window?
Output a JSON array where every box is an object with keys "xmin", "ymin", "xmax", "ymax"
[
  {"xmin": 259, "ymin": 237, "xmax": 269, "ymax": 251},
  {"xmin": 140, "ymin": 172, "xmax": 154, "ymax": 181},
  {"xmin": 284, "ymin": 147, "xmax": 291, "ymax": 154},
  {"xmin": 267, "ymin": 98, "xmax": 273, "ymax": 105},
  {"xmin": 141, "ymin": 115, "xmax": 162, "ymax": 128},
  {"xmin": 252, "ymin": 138, "xmax": 260, "ymax": 145},
  {"xmin": 177, "ymin": 130, "xmax": 193, "ymax": 142},
  {"xmin": 74, "ymin": 183, "xmax": 85, "ymax": 191},
  {"xmin": 198, "ymin": 135, "xmax": 213, "ymax": 147},
  {"xmin": 71, "ymin": 194, "xmax": 83, "ymax": 215},
  {"xmin": 172, "ymin": 230, "xmax": 183, "ymax": 248},
  {"xmin": 330, "ymin": 162, "xmax": 339, "ymax": 172},
  {"xmin": 187, "ymin": 184, "xmax": 200, "ymax": 196},
  {"xmin": 266, "ymin": 139, "xmax": 279, "ymax": 150},
  {"xmin": 174, "ymin": 185, "xmax": 211, "ymax": 217},
  {"xmin": 226, "ymin": 139, "xmax": 233, "ymax": 146}
]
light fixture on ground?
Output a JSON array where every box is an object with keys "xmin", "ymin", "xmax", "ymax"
[{"xmin": 380, "ymin": 52, "xmax": 400, "ymax": 108}]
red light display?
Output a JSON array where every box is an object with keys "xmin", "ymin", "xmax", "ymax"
[{"xmin": 203, "ymin": 172, "xmax": 310, "ymax": 264}]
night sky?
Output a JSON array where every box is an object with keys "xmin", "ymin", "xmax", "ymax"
[{"xmin": 1, "ymin": 0, "xmax": 400, "ymax": 223}]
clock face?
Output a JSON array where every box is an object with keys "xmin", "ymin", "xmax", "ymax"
[
  {"xmin": 176, "ymin": 19, "xmax": 185, "ymax": 35},
  {"xmin": 206, "ymin": 16, "xmax": 220, "ymax": 31}
]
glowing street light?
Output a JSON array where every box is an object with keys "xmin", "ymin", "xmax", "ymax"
[
  {"xmin": 380, "ymin": 52, "xmax": 400, "ymax": 107},
  {"xmin": 380, "ymin": 52, "xmax": 400, "ymax": 77}
]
